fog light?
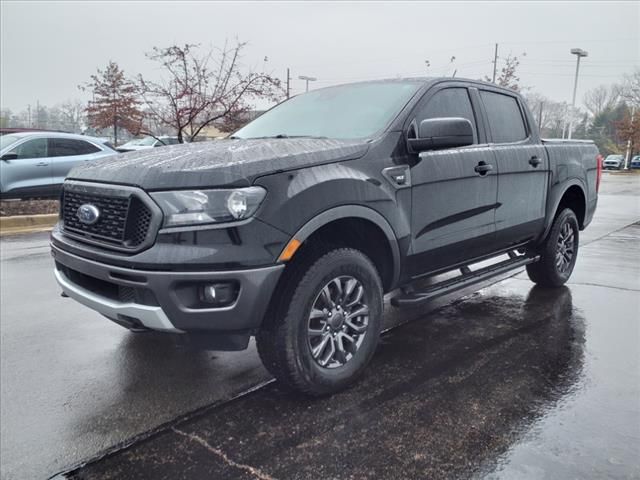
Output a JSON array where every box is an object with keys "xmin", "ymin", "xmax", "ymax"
[{"xmin": 200, "ymin": 282, "xmax": 238, "ymax": 307}]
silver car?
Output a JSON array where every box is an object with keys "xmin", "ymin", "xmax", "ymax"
[
  {"xmin": 0, "ymin": 132, "xmax": 116, "ymax": 199},
  {"xmin": 602, "ymin": 154, "xmax": 624, "ymax": 170}
]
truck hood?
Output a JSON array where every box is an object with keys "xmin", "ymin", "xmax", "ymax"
[{"xmin": 68, "ymin": 138, "xmax": 369, "ymax": 190}]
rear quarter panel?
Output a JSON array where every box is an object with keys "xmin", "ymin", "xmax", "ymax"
[{"xmin": 541, "ymin": 141, "xmax": 599, "ymax": 235}]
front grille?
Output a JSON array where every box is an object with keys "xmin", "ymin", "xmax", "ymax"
[{"xmin": 62, "ymin": 186, "xmax": 154, "ymax": 250}]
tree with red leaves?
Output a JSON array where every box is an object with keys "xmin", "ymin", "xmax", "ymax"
[
  {"xmin": 137, "ymin": 42, "xmax": 282, "ymax": 143},
  {"xmin": 485, "ymin": 53, "xmax": 523, "ymax": 91},
  {"xmin": 82, "ymin": 61, "xmax": 143, "ymax": 145}
]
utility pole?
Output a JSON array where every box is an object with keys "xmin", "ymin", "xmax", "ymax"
[
  {"xmin": 538, "ymin": 102, "xmax": 544, "ymax": 130},
  {"xmin": 286, "ymin": 68, "xmax": 291, "ymax": 99},
  {"xmin": 36, "ymin": 100, "xmax": 40, "ymax": 128},
  {"xmin": 27, "ymin": 104, "xmax": 31, "ymax": 128},
  {"xmin": 491, "ymin": 43, "xmax": 499, "ymax": 83},
  {"xmin": 298, "ymin": 75, "xmax": 317, "ymax": 92},
  {"xmin": 567, "ymin": 48, "xmax": 588, "ymax": 139}
]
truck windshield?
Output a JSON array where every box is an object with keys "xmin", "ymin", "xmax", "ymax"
[{"xmin": 233, "ymin": 82, "xmax": 420, "ymax": 140}]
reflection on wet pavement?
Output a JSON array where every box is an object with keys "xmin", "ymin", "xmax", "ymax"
[{"xmin": 68, "ymin": 281, "xmax": 635, "ymax": 480}]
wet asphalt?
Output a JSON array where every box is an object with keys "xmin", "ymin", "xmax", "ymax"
[{"xmin": 1, "ymin": 173, "xmax": 639, "ymax": 479}]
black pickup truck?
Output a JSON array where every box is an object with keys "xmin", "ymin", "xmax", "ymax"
[{"xmin": 51, "ymin": 78, "xmax": 600, "ymax": 395}]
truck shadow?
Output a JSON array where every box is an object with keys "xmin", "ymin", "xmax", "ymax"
[{"xmin": 68, "ymin": 284, "xmax": 586, "ymax": 480}]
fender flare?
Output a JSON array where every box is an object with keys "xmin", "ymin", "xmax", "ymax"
[
  {"xmin": 540, "ymin": 178, "xmax": 587, "ymax": 241},
  {"xmin": 289, "ymin": 205, "xmax": 402, "ymax": 289}
]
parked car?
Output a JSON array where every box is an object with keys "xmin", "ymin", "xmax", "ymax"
[
  {"xmin": 116, "ymin": 136, "xmax": 181, "ymax": 152},
  {"xmin": 52, "ymin": 78, "xmax": 599, "ymax": 396},
  {"xmin": 603, "ymin": 154, "xmax": 624, "ymax": 170},
  {"xmin": 630, "ymin": 155, "xmax": 640, "ymax": 169},
  {"xmin": 0, "ymin": 132, "xmax": 116, "ymax": 199}
]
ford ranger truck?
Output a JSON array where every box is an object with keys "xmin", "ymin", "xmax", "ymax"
[{"xmin": 51, "ymin": 78, "xmax": 600, "ymax": 396}]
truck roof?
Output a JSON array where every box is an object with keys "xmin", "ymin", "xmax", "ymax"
[{"xmin": 315, "ymin": 77, "xmax": 522, "ymax": 97}]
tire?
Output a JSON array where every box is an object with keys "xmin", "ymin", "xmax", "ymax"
[
  {"xmin": 526, "ymin": 208, "xmax": 579, "ymax": 287},
  {"xmin": 257, "ymin": 247, "xmax": 383, "ymax": 396}
]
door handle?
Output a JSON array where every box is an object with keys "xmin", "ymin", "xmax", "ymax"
[
  {"xmin": 474, "ymin": 162, "xmax": 493, "ymax": 176},
  {"xmin": 529, "ymin": 156, "xmax": 542, "ymax": 167},
  {"xmin": 35, "ymin": 162, "xmax": 49, "ymax": 167}
]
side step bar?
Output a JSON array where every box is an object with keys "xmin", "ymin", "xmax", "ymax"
[{"xmin": 391, "ymin": 252, "xmax": 539, "ymax": 307}]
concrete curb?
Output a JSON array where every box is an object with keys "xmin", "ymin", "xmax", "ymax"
[{"xmin": 0, "ymin": 214, "xmax": 58, "ymax": 236}]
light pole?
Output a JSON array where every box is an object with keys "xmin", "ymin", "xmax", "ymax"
[
  {"xmin": 623, "ymin": 106, "xmax": 636, "ymax": 170},
  {"xmin": 298, "ymin": 75, "xmax": 317, "ymax": 92},
  {"xmin": 567, "ymin": 48, "xmax": 588, "ymax": 139}
]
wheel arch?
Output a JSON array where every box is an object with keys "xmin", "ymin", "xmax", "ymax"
[
  {"xmin": 282, "ymin": 205, "xmax": 401, "ymax": 292},
  {"xmin": 540, "ymin": 181, "xmax": 587, "ymax": 242}
]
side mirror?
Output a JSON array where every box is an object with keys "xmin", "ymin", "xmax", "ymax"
[
  {"xmin": 408, "ymin": 117, "xmax": 474, "ymax": 153},
  {"xmin": 1, "ymin": 152, "xmax": 18, "ymax": 161}
]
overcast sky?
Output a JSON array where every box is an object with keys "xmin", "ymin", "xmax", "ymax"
[{"xmin": 1, "ymin": 1, "xmax": 638, "ymax": 112}]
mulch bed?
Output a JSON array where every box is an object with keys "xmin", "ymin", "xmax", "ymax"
[{"xmin": 0, "ymin": 200, "xmax": 59, "ymax": 217}]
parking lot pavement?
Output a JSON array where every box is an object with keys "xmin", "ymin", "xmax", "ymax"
[
  {"xmin": 65, "ymin": 222, "xmax": 640, "ymax": 480},
  {"xmin": 1, "ymin": 174, "xmax": 638, "ymax": 480}
]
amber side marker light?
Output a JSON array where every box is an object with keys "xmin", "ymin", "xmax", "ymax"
[{"xmin": 279, "ymin": 238, "xmax": 301, "ymax": 262}]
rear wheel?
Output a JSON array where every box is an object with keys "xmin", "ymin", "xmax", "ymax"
[
  {"xmin": 257, "ymin": 247, "xmax": 383, "ymax": 396},
  {"xmin": 527, "ymin": 208, "xmax": 579, "ymax": 287}
]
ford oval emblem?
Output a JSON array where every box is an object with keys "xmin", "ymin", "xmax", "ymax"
[{"xmin": 76, "ymin": 204, "xmax": 100, "ymax": 225}]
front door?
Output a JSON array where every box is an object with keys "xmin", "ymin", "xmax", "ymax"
[
  {"xmin": 0, "ymin": 137, "xmax": 53, "ymax": 197},
  {"xmin": 408, "ymin": 86, "xmax": 499, "ymax": 277}
]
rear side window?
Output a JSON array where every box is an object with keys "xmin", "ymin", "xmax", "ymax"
[
  {"xmin": 416, "ymin": 88, "xmax": 478, "ymax": 143},
  {"xmin": 49, "ymin": 138, "xmax": 101, "ymax": 157},
  {"xmin": 480, "ymin": 91, "xmax": 527, "ymax": 143}
]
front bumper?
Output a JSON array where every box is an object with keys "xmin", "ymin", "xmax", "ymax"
[{"xmin": 52, "ymin": 244, "xmax": 284, "ymax": 336}]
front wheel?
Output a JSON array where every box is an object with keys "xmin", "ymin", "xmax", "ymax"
[
  {"xmin": 526, "ymin": 208, "xmax": 579, "ymax": 287},
  {"xmin": 257, "ymin": 248, "xmax": 383, "ymax": 396}
]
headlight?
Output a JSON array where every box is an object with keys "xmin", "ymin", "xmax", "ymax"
[{"xmin": 151, "ymin": 187, "xmax": 266, "ymax": 227}]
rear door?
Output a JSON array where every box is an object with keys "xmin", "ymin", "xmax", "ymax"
[
  {"xmin": 407, "ymin": 84, "xmax": 499, "ymax": 276},
  {"xmin": 49, "ymin": 138, "xmax": 104, "ymax": 186},
  {"xmin": 0, "ymin": 137, "xmax": 53, "ymax": 197},
  {"xmin": 478, "ymin": 89, "xmax": 548, "ymax": 247}
]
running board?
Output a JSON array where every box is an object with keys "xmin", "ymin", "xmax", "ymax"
[{"xmin": 391, "ymin": 252, "xmax": 539, "ymax": 307}]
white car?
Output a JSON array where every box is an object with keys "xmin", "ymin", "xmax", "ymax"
[
  {"xmin": 0, "ymin": 132, "xmax": 116, "ymax": 199},
  {"xmin": 603, "ymin": 154, "xmax": 624, "ymax": 170},
  {"xmin": 116, "ymin": 136, "xmax": 181, "ymax": 152}
]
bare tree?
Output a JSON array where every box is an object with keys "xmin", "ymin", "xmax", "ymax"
[
  {"xmin": 59, "ymin": 100, "xmax": 86, "ymax": 133},
  {"xmin": 81, "ymin": 61, "xmax": 143, "ymax": 145},
  {"xmin": 137, "ymin": 41, "xmax": 282, "ymax": 142},
  {"xmin": 522, "ymin": 92, "xmax": 573, "ymax": 137},
  {"xmin": 0, "ymin": 109, "xmax": 11, "ymax": 128},
  {"xmin": 583, "ymin": 85, "xmax": 620, "ymax": 117}
]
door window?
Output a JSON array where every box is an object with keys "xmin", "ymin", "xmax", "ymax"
[
  {"xmin": 12, "ymin": 138, "xmax": 49, "ymax": 159},
  {"xmin": 415, "ymin": 88, "xmax": 478, "ymax": 143},
  {"xmin": 479, "ymin": 91, "xmax": 528, "ymax": 143},
  {"xmin": 50, "ymin": 138, "xmax": 101, "ymax": 157}
]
